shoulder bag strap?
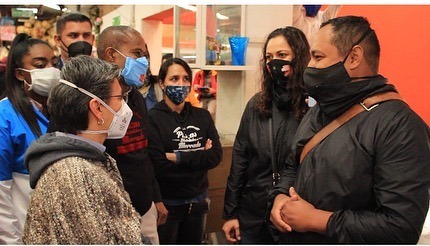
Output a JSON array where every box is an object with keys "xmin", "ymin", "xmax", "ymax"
[{"xmin": 299, "ymin": 91, "xmax": 404, "ymax": 164}]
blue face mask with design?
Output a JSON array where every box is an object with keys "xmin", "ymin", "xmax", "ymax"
[
  {"xmin": 164, "ymin": 85, "xmax": 190, "ymax": 105},
  {"xmin": 114, "ymin": 48, "xmax": 148, "ymax": 87}
]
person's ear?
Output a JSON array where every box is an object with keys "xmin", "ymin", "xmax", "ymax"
[
  {"xmin": 348, "ymin": 45, "xmax": 364, "ymax": 70},
  {"xmin": 106, "ymin": 47, "xmax": 116, "ymax": 62},
  {"xmin": 14, "ymin": 69, "xmax": 25, "ymax": 82},
  {"xmin": 88, "ymin": 98, "xmax": 104, "ymax": 122},
  {"xmin": 158, "ymin": 79, "xmax": 165, "ymax": 90},
  {"xmin": 54, "ymin": 34, "xmax": 62, "ymax": 47}
]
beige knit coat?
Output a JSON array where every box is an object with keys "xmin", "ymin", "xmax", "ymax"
[{"xmin": 22, "ymin": 156, "xmax": 142, "ymax": 244}]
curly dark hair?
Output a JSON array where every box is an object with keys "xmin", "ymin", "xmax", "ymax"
[{"xmin": 254, "ymin": 26, "xmax": 310, "ymax": 119}]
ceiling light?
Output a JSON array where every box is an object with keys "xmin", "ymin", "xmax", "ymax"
[
  {"xmin": 16, "ymin": 7, "xmax": 38, "ymax": 14},
  {"xmin": 43, "ymin": 4, "xmax": 61, "ymax": 11},
  {"xmin": 178, "ymin": 4, "xmax": 196, "ymax": 12},
  {"xmin": 216, "ymin": 13, "xmax": 229, "ymax": 20}
]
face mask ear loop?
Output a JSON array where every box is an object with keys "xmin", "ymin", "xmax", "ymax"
[
  {"xmin": 58, "ymin": 37, "xmax": 71, "ymax": 54},
  {"xmin": 59, "ymin": 79, "xmax": 117, "ymax": 115},
  {"xmin": 111, "ymin": 48, "xmax": 127, "ymax": 59},
  {"xmin": 342, "ymin": 28, "xmax": 374, "ymax": 64}
]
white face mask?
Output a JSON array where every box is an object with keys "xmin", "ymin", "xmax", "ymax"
[
  {"xmin": 59, "ymin": 79, "xmax": 133, "ymax": 139},
  {"xmin": 19, "ymin": 67, "xmax": 61, "ymax": 97}
]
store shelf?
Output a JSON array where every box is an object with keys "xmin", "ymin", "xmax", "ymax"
[{"xmin": 199, "ymin": 65, "xmax": 256, "ymax": 71}]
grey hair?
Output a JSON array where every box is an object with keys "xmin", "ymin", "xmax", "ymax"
[{"xmin": 48, "ymin": 55, "xmax": 121, "ymax": 134}]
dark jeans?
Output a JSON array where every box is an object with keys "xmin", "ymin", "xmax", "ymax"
[
  {"xmin": 239, "ymin": 223, "xmax": 278, "ymax": 245},
  {"xmin": 158, "ymin": 199, "xmax": 209, "ymax": 244}
]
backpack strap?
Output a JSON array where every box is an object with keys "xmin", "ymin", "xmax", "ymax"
[{"xmin": 299, "ymin": 91, "xmax": 404, "ymax": 164}]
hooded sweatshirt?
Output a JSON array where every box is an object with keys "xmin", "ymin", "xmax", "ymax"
[
  {"xmin": 147, "ymin": 101, "xmax": 222, "ymax": 201},
  {"xmin": 22, "ymin": 132, "xmax": 142, "ymax": 244}
]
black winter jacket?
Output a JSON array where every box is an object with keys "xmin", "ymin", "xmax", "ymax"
[
  {"xmin": 272, "ymin": 81, "xmax": 430, "ymax": 243},
  {"xmin": 223, "ymin": 94, "xmax": 302, "ymax": 233}
]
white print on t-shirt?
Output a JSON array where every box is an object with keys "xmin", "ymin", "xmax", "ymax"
[{"xmin": 173, "ymin": 125, "xmax": 205, "ymax": 152}]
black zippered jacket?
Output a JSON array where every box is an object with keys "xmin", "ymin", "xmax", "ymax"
[
  {"xmin": 271, "ymin": 79, "xmax": 430, "ymax": 243},
  {"xmin": 223, "ymin": 94, "xmax": 302, "ymax": 233}
]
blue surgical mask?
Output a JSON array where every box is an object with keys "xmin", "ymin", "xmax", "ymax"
[
  {"xmin": 164, "ymin": 86, "xmax": 190, "ymax": 105},
  {"xmin": 114, "ymin": 48, "xmax": 148, "ymax": 87}
]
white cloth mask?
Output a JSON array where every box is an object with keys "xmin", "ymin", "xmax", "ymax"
[
  {"xmin": 19, "ymin": 67, "xmax": 61, "ymax": 97},
  {"xmin": 59, "ymin": 79, "xmax": 133, "ymax": 139}
]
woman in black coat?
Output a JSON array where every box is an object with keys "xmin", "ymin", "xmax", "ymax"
[{"xmin": 222, "ymin": 26, "xmax": 310, "ymax": 244}]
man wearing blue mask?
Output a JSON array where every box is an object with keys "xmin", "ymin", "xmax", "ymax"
[
  {"xmin": 269, "ymin": 15, "xmax": 430, "ymax": 243},
  {"xmin": 96, "ymin": 25, "xmax": 168, "ymax": 245},
  {"xmin": 54, "ymin": 12, "xmax": 94, "ymax": 69}
]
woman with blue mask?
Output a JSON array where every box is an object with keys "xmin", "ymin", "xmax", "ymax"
[
  {"xmin": 147, "ymin": 57, "xmax": 222, "ymax": 244},
  {"xmin": 0, "ymin": 33, "xmax": 59, "ymax": 244}
]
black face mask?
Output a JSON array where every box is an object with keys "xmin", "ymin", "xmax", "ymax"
[
  {"xmin": 303, "ymin": 61, "xmax": 351, "ymax": 101},
  {"xmin": 61, "ymin": 40, "xmax": 93, "ymax": 58},
  {"xmin": 304, "ymin": 28, "xmax": 374, "ymax": 100},
  {"xmin": 303, "ymin": 28, "xmax": 381, "ymax": 118},
  {"xmin": 267, "ymin": 59, "xmax": 294, "ymax": 86},
  {"xmin": 267, "ymin": 59, "xmax": 295, "ymax": 110}
]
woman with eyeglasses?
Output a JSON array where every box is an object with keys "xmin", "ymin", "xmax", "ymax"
[{"xmin": 22, "ymin": 56, "xmax": 142, "ymax": 244}]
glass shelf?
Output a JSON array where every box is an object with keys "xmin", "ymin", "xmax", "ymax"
[
  {"xmin": 200, "ymin": 5, "xmax": 245, "ymax": 67},
  {"xmin": 193, "ymin": 65, "xmax": 256, "ymax": 71}
]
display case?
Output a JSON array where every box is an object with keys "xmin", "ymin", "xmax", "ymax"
[
  {"xmin": 171, "ymin": 5, "xmax": 253, "ymax": 71},
  {"xmin": 199, "ymin": 5, "xmax": 252, "ymax": 70}
]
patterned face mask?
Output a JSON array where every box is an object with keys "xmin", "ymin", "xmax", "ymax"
[{"xmin": 164, "ymin": 85, "xmax": 191, "ymax": 105}]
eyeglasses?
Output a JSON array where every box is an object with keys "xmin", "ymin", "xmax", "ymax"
[{"xmin": 104, "ymin": 92, "xmax": 129, "ymax": 101}]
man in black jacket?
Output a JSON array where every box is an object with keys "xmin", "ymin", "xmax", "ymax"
[{"xmin": 270, "ymin": 15, "xmax": 430, "ymax": 243}]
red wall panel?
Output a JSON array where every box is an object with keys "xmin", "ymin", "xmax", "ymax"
[{"xmin": 337, "ymin": 5, "xmax": 430, "ymax": 124}]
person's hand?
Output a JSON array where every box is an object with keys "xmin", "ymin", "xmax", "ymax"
[
  {"xmin": 155, "ymin": 202, "xmax": 168, "ymax": 226},
  {"xmin": 208, "ymin": 88, "xmax": 216, "ymax": 94},
  {"xmin": 280, "ymin": 187, "xmax": 315, "ymax": 232},
  {"xmin": 204, "ymin": 139, "xmax": 212, "ymax": 150},
  {"xmin": 222, "ymin": 219, "xmax": 241, "ymax": 243},
  {"xmin": 166, "ymin": 152, "xmax": 176, "ymax": 162},
  {"xmin": 270, "ymin": 194, "xmax": 293, "ymax": 232}
]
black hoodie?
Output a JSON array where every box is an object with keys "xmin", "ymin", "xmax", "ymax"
[{"xmin": 147, "ymin": 101, "xmax": 222, "ymax": 200}]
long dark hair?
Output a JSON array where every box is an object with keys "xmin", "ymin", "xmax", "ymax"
[
  {"xmin": 5, "ymin": 33, "xmax": 52, "ymax": 137},
  {"xmin": 254, "ymin": 26, "xmax": 310, "ymax": 119}
]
